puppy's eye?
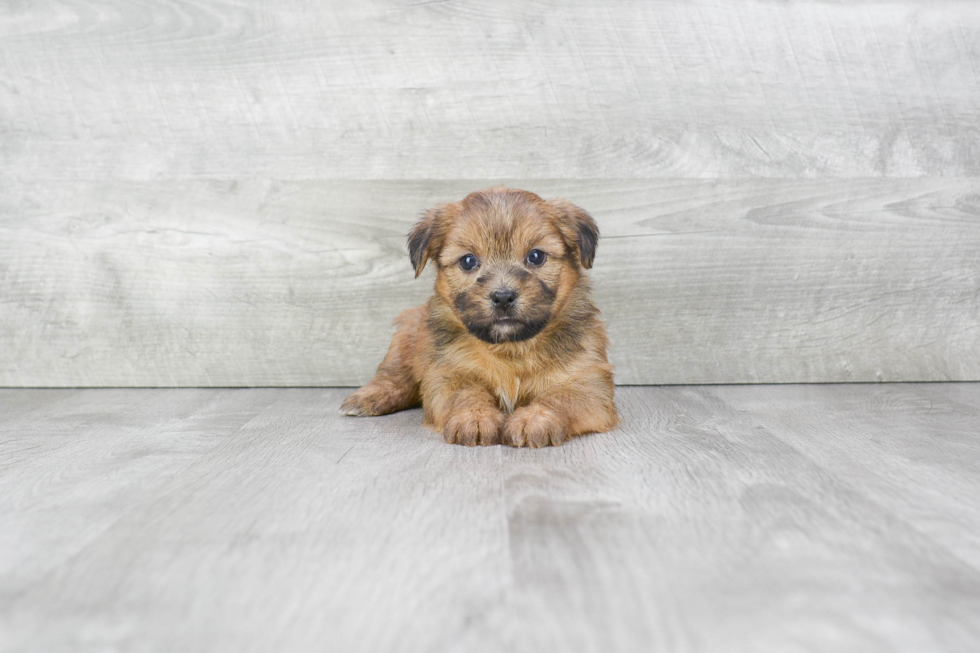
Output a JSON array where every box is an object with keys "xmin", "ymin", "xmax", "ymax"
[
  {"xmin": 525, "ymin": 249, "xmax": 547, "ymax": 267},
  {"xmin": 459, "ymin": 254, "xmax": 480, "ymax": 271}
]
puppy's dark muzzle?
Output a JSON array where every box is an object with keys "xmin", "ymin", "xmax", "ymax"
[{"xmin": 490, "ymin": 288, "xmax": 518, "ymax": 313}]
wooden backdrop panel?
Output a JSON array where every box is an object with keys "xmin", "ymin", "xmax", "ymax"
[
  {"xmin": 2, "ymin": 0, "xmax": 979, "ymax": 385},
  {"xmin": 2, "ymin": 0, "xmax": 979, "ymax": 179},
  {"xmin": 2, "ymin": 179, "xmax": 977, "ymax": 386}
]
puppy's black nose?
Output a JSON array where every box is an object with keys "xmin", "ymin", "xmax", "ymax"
[{"xmin": 490, "ymin": 288, "xmax": 518, "ymax": 311}]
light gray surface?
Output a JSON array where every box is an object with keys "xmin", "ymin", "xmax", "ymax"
[
  {"xmin": 2, "ymin": 179, "xmax": 979, "ymax": 386},
  {"xmin": 3, "ymin": 0, "xmax": 979, "ymax": 178},
  {"xmin": 1, "ymin": 384, "xmax": 979, "ymax": 652},
  {"xmin": 2, "ymin": 0, "xmax": 979, "ymax": 387}
]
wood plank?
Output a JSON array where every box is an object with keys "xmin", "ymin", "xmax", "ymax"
[
  {"xmin": 474, "ymin": 385, "xmax": 980, "ymax": 652},
  {"xmin": 0, "ymin": 389, "xmax": 80, "ymax": 426},
  {"xmin": 2, "ymin": 386, "xmax": 979, "ymax": 652},
  {"xmin": 0, "ymin": 388, "xmax": 281, "ymax": 598},
  {"xmin": 2, "ymin": 179, "xmax": 978, "ymax": 386},
  {"xmin": 1, "ymin": 1, "xmax": 979, "ymax": 179},
  {"xmin": 708, "ymin": 383, "xmax": 980, "ymax": 568},
  {"xmin": 0, "ymin": 389, "xmax": 510, "ymax": 652},
  {"xmin": 915, "ymin": 381, "xmax": 980, "ymax": 412}
]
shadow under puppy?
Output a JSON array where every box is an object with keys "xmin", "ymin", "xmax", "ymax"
[{"xmin": 341, "ymin": 186, "xmax": 619, "ymax": 447}]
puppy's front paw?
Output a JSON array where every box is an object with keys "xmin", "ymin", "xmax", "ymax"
[
  {"xmin": 340, "ymin": 384, "xmax": 395, "ymax": 416},
  {"xmin": 503, "ymin": 405, "xmax": 566, "ymax": 448},
  {"xmin": 443, "ymin": 408, "xmax": 504, "ymax": 446}
]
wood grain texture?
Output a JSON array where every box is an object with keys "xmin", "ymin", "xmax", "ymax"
[
  {"xmin": 2, "ymin": 385, "xmax": 979, "ymax": 652},
  {"xmin": 0, "ymin": 388, "xmax": 283, "ymax": 598},
  {"xmin": 708, "ymin": 383, "xmax": 980, "ymax": 568},
  {"xmin": 2, "ymin": 179, "xmax": 978, "ymax": 386},
  {"xmin": 2, "ymin": 0, "xmax": 979, "ymax": 179},
  {"xmin": 3, "ymin": 0, "xmax": 979, "ymax": 386}
]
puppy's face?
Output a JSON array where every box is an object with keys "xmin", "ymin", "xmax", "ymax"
[{"xmin": 408, "ymin": 188, "xmax": 599, "ymax": 344}]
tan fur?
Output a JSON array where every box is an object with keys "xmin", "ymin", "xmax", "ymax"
[{"xmin": 340, "ymin": 187, "xmax": 619, "ymax": 447}]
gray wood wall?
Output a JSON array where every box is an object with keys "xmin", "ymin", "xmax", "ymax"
[{"xmin": 2, "ymin": 1, "xmax": 978, "ymax": 386}]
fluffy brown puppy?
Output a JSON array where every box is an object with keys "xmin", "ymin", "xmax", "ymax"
[{"xmin": 340, "ymin": 186, "xmax": 618, "ymax": 447}]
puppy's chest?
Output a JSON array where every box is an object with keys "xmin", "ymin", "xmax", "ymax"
[
  {"xmin": 488, "ymin": 367, "xmax": 554, "ymax": 414},
  {"xmin": 474, "ymin": 357, "xmax": 537, "ymax": 414},
  {"xmin": 456, "ymin": 345, "xmax": 564, "ymax": 413},
  {"xmin": 495, "ymin": 377, "xmax": 522, "ymax": 415}
]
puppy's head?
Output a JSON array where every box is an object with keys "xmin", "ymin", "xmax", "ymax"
[{"xmin": 407, "ymin": 187, "xmax": 599, "ymax": 344}]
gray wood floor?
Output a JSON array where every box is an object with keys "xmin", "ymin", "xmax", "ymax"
[{"xmin": 2, "ymin": 384, "xmax": 979, "ymax": 652}]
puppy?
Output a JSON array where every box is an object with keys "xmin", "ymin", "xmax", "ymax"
[{"xmin": 340, "ymin": 186, "xmax": 618, "ymax": 447}]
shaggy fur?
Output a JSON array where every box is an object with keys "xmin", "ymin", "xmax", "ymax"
[{"xmin": 340, "ymin": 187, "xmax": 619, "ymax": 447}]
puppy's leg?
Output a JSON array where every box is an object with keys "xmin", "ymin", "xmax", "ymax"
[
  {"xmin": 424, "ymin": 382, "xmax": 504, "ymax": 446},
  {"xmin": 340, "ymin": 308, "xmax": 422, "ymax": 416},
  {"xmin": 503, "ymin": 375, "xmax": 618, "ymax": 448}
]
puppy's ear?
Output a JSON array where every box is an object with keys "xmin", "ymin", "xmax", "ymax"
[
  {"xmin": 548, "ymin": 199, "xmax": 600, "ymax": 269},
  {"xmin": 407, "ymin": 203, "xmax": 455, "ymax": 277}
]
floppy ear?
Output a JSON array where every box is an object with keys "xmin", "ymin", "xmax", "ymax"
[
  {"xmin": 407, "ymin": 203, "xmax": 454, "ymax": 277},
  {"xmin": 547, "ymin": 199, "xmax": 600, "ymax": 269}
]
